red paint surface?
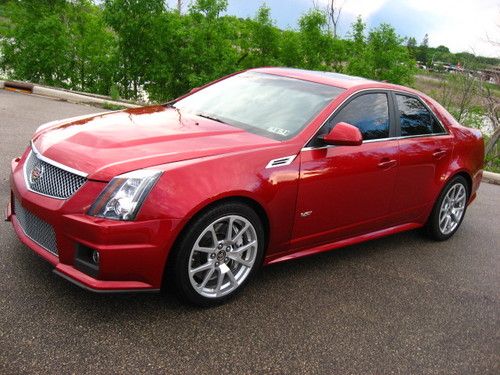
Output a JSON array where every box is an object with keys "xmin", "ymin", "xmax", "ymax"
[{"xmin": 8, "ymin": 68, "xmax": 484, "ymax": 291}]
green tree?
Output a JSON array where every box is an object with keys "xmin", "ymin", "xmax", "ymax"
[
  {"xmin": 247, "ymin": 4, "xmax": 280, "ymax": 67},
  {"xmin": 142, "ymin": 10, "xmax": 182, "ymax": 101},
  {"xmin": 180, "ymin": 0, "xmax": 237, "ymax": 89},
  {"xmin": 406, "ymin": 36, "xmax": 417, "ymax": 59},
  {"xmin": 1, "ymin": 0, "xmax": 72, "ymax": 86},
  {"xmin": 190, "ymin": 0, "xmax": 227, "ymax": 19},
  {"xmin": 103, "ymin": 0, "xmax": 164, "ymax": 99},
  {"xmin": 298, "ymin": 9, "xmax": 329, "ymax": 70},
  {"xmin": 328, "ymin": 37, "xmax": 347, "ymax": 71},
  {"xmin": 345, "ymin": 16, "xmax": 370, "ymax": 77},
  {"xmin": 279, "ymin": 29, "xmax": 302, "ymax": 67},
  {"xmin": 416, "ymin": 33, "xmax": 429, "ymax": 64},
  {"xmin": 346, "ymin": 19, "xmax": 414, "ymax": 84},
  {"xmin": 365, "ymin": 23, "xmax": 415, "ymax": 84},
  {"xmin": 67, "ymin": 0, "xmax": 116, "ymax": 94}
]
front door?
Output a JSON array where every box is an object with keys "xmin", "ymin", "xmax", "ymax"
[{"xmin": 292, "ymin": 92, "xmax": 399, "ymax": 249}]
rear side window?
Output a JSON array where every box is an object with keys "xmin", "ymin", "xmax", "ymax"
[
  {"xmin": 396, "ymin": 95, "xmax": 445, "ymax": 136},
  {"xmin": 328, "ymin": 93, "xmax": 390, "ymax": 141}
]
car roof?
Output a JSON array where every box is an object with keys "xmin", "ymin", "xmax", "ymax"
[
  {"xmin": 252, "ymin": 67, "xmax": 377, "ymax": 89},
  {"xmin": 252, "ymin": 66, "xmax": 426, "ymax": 93}
]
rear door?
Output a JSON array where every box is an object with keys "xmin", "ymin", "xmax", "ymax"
[
  {"xmin": 292, "ymin": 91, "xmax": 399, "ymax": 249},
  {"xmin": 390, "ymin": 92, "xmax": 453, "ymax": 223}
]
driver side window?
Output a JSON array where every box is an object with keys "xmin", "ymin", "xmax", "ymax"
[{"xmin": 315, "ymin": 93, "xmax": 390, "ymax": 146}]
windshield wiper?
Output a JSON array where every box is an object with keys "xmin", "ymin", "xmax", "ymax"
[{"xmin": 196, "ymin": 113, "xmax": 228, "ymax": 125}]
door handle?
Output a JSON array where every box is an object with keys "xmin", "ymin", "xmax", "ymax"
[
  {"xmin": 377, "ymin": 159, "xmax": 397, "ymax": 169},
  {"xmin": 433, "ymin": 149, "xmax": 447, "ymax": 159}
]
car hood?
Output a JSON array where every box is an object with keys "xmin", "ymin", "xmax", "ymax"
[{"xmin": 32, "ymin": 106, "xmax": 278, "ymax": 181}]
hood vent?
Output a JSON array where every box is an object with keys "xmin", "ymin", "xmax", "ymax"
[{"xmin": 265, "ymin": 155, "xmax": 296, "ymax": 169}]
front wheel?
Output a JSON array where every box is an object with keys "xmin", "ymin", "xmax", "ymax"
[
  {"xmin": 170, "ymin": 203, "xmax": 265, "ymax": 306},
  {"xmin": 426, "ymin": 175, "xmax": 469, "ymax": 241}
]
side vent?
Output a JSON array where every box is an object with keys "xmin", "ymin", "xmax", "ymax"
[{"xmin": 265, "ymin": 155, "xmax": 296, "ymax": 169}]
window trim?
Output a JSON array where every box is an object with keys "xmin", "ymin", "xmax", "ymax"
[
  {"xmin": 302, "ymin": 88, "xmax": 449, "ymax": 151},
  {"xmin": 305, "ymin": 89, "xmax": 395, "ymax": 149},
  {"xmin": 390, "ymin": 91, "xmax": 448, "ymax": 138}
]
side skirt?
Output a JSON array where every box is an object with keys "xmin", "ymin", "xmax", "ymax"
[{"xmin": 264, "ymin": 222, "xmax": 422, "ymax": 265}]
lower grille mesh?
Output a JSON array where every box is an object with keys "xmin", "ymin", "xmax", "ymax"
[{"xmin": 14, "ymin": 197, "xmax": 58, "ymax": 255}]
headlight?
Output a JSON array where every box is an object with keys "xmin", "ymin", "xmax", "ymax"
[{"xmin": 88, "ymin": 170, "xmax": 162, "ymax": 221}]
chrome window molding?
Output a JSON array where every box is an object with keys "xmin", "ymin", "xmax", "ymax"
[
  {"xmin": 397, "ymin": 132, "xmax": 449, "ymax": 140},
  {"xmin": 31, "ymin": 141, "xmax": 88, "ymax": 178},
  {"xmin": 301, "ymin": 88, "xmax": 449, "ymax": 152},
  {"xmin": 301, "ymin": 133, "xmax": 450, "ymax": 152}
]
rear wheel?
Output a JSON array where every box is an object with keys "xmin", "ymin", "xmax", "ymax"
[
  {"xmin": 426, "ymin": 175, "xmax": 469, "ymax": 241},
  {"xmin": 170, "ymin": 203, "xmax": 265, "ymax": 306}
]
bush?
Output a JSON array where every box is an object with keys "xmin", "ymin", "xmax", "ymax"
[{"xmin": 1, "ymin": 0, "xmax": 417, "ymax": 102}]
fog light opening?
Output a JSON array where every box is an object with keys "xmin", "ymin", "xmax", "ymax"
[{"xmin": 92, "ymin": 250, "xmax": 100, "ymax": 265}]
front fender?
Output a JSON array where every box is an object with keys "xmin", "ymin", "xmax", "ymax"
[{"xmin": 140, "ymin": 147, "xmax": 301, "ymax": 256}]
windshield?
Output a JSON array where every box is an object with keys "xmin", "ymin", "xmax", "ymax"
[{"xmin": 173, "ymin": 72, "xmax": 345, "ymax": 140}]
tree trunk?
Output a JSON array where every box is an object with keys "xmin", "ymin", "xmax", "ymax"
[
  {"xmin": 485, "ymin": 125, "xmax": 500, "ymax": 157},
  {"xmin": 80, "ymin": 60, "xmax": 85, "ymax": 92}
]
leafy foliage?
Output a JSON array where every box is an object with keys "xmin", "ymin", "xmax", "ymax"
[
  {"xmin": 297, "ymin": 9, "xmax": 330, "ymax": 70},
  {"xmin": 0, "ymin": 0, "xmax": 466, "ymax": 103},
  {"xmin": 346, "ymin": 18, "xmax": 415, "ymax": 84},
  {"xmin": 1, "ymin": 1, "xmax": 72, "ymax": 86}
]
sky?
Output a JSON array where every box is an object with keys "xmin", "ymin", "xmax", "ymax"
[{"xmin": 171, "ymin": 0, "xmax": 500, "ymax": 58}]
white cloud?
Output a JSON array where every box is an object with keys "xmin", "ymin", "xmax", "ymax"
[
  {"xmin": 340, "ymin": 0, "xmax": 387, "ymax": 19},
  {"xmin": 424, "ymin": 0, "xmax": 500, "ymax": 57},
  {"xmin": 313, "ymin": 0, "xmax": 387, "ymax": 18},
  {"xmin": 313, "ymin": 0, "xmax": 500, "ymax": 57}
]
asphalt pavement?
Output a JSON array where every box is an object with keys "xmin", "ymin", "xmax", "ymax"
[{"xmin": 0, "ymin": 89, "xmax": 499, "ymax": 374}]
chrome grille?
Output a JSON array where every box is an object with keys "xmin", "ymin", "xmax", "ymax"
[
  {"xmin": 24, "ymin": 150, "xmax": 86, "ymax": 199},
  {"xmin": 14, "ymin": 197, "xmax": 58, "ymax": 255}
]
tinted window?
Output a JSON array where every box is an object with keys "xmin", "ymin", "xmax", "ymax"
[
  {"xmin": 325, "ymin": 93, "xmax": 390, "ymax": 141},
  {"xmin": 174, "ymin": 72, "xmax": 344, "ymax": 140},
  {"xmin": 396, "ymin": 95, "xmax": 444, "ymax": 136}
]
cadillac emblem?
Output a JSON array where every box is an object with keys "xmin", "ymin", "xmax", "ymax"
[{"xmin": 29, "ymin": 162, "xmax": 44, "ymax": 184}]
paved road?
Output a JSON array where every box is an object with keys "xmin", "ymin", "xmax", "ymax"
[{"xmin": 0, "ymin": 89, "xmax": 499, "ymax": 374}]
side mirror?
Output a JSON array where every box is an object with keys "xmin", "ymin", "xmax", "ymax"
[{"xmin": 322, "ymin": 122, "xmax": 363, "ymax": 146}]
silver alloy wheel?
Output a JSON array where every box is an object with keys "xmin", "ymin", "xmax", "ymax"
[
  {"xmin": 188, "ymin": 215, "xmax": 258, "ymax": 298},
  {"xmin": 439, "ymin": 182, "xmax": 467, "ymax": 235}
]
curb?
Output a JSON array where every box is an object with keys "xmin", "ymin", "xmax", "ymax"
[
  {"xmin": 482, "ymin": 171, "xmax": 500, "ymax": 185},
  {"xmin": 0, "ymin": 80, "xmax": 140, "ymax": 109}
]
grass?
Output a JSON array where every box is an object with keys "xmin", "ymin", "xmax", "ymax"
[
  {"xmin": 485, "ymin": 161, "xmax": 500, "ymax": 174},
  {"xmin": 413, "ymin": 72, "xmax": 500, "ymax": 173},
  {"xmin": 100, "ymin": 102, "xmax": 126, "ymax": 110},
  {"xmin": 413, "ymin": 73, "xmax": 500, "ymax": 108}
]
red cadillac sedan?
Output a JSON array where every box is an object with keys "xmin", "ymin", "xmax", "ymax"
[{"xmin": 7, "ymin": 68, "xmax": 484, "ymax": 306}]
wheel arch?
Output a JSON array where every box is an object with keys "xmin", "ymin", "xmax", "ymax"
[
  {"xmin": 445, "ymin": 169, "xmax": 473, "ymax": 200},
  {"xmin": 161, "ymin": 195, "xmax": 270, "ymax": 288},
  {"xmin": 425, "ymin": 169, "xmax": 472, "ymax": 240}
]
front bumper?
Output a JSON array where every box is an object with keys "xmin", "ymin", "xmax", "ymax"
[{"xmin": 8, "ymin": 155, "xmax": 181, "ymax": 292}]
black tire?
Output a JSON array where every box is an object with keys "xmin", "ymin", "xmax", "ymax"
[
  {"xmin": 169, "ymin": 202, "xmax": 265, "ymax": 307},
  {"xmin": 425, "ymin": 175, "xmax": 469, "ymax": 241}
]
